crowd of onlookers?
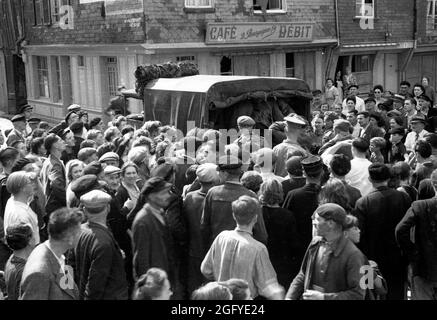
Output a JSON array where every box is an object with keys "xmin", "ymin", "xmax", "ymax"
[{"xmin": 0, "ymin": 75, "xmax": 436, "ymax": 300}]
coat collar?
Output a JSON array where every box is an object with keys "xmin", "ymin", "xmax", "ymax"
[{"xmin": 308, "ymin": 234, "xmax": 350, "ymax": 258}]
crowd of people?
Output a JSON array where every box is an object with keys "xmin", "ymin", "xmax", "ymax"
[{"xmin": 0, "ymin": 76, "xmax": 437, "ymax": 301}]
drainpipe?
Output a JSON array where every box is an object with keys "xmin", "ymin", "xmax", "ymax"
[
  {"xmin": 14, "ymin": 0, "xmax": 26, "ymax": 56},
  {"xmin": 324, "ymin": 0, "xmax": 341, "ymax": 79}
]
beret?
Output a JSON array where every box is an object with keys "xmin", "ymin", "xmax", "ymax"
[
  {"xmin": 69, "ymin": 121, "xmax": 84, "ymax": 133},
  {"xmin": 217, "ymin": 155, "xmax": 242, "ymax": 171},
  {"xmin": 141, "ymin": 177, "xmax": 172, "ymax": 198},
  {"xmin": 301, "ymin": 155, "xmax": 323, "ymax": 175},
  {"xmin": 71, "ymin": 174, "xmax": 102, "ymax": 199},
  {"xmin": 11, "ymin": 114, "xmax": 26, "ymax": 122},
  {"xmin": 284, "ymin": 113, "xmax": 307, "ymax": 126},
  {"xmin": 80, "ymin": 190, "xmax": 112, "ymax": 211},
  {"xmin": 83, "ymin": 161, "xmax": 104, "ymax": 175},
  {"xmin": 315, "ymin": 203, "xmax": 347, "ymax": 227},
  {"xmin": 196, "ymin": 163, "xmax": 219, "ymax": 183},
  {"xmin": 99, "ymin": 152, "xmax": 120, "ymax": 163},
  {"xmin": 237, "ymin": 116, "xmax": 256, "ymax": 127}
]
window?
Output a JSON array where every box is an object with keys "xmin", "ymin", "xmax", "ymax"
[
  {"xmin": 185, "ymin": 0, "xmax": 213, "ymax": 7},
  {"xmin": 33, "ymin": 0, "xmax": 52, "ymax": 26},
  {"xmin": 285, "ymin": 53, "xmax": 295, "ymax": 78},
  {"xmin": 352, "ymin": 55, "xmax": 372, "ymax": 72},
  {"xmin": 54, "ymin": 56, "xmax": 62, "ymax": 102},
  {"xmin": 51, "ymin": 0, "xmax": 72, "ymax": 23},
  {"xmin": 78, "ymin": 56, "xmax": 85, "ymax": 67},
  {"xmin": 253, "ymin": 0, "xmax": 284, "ymax": 12},
  {"xmin": 220, "ymin": 56, "xmax": 233, "ymax": 76},
  {"xmin": 106, "ymin": 57, "xmax": 119, "ymax": 97},
  {"xmin": 355, "ymin": 0, "xmax": 374, "ymax": 18},
  {"xmin": 427, "ymin": 0, "xmax": 437, "ymax": 32},
  {"xmin": 36, "ymin": 56, "xmax": 50, "ymax": 98}
]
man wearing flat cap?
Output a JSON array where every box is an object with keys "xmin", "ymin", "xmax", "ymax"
[
  {"xmin": 49, "ymin": 109, "xmax": 80, "ymax": 136},
  {"xmin": 99, "ymin": 152, "xmax": 120, "ymax": 168},
  {"xmin": 6, "ymin": 114, "xmax": 26, "ymax": 147},
  {"xmin": 73, "ymin": 190, "xmax": 128, "ymax": 300},
  {"xmin": 273, "ymin": 113, "xmax": 308, "ymax": 177},
  {"xmin": 131, "ymin": 177, "xmax": 180, "ymax": 296},
  {"xmin": 201, "ymin": 155, "xmax": 268, "ymax": 255},
  {"xmin": 18, "ymin": 104, "xmax": 34, "ymax": 136},
  {"xmin": 283, "ymin": 155, "xmax": 325, "ymax": 276},
  {"xmin": 405, "ymin": 115, "xmax": 429, "ymax": 153},
  {"xmin": 286, "ymin": 203, "xmax": 367, "ymax": 300},
  {"xmin": 182, "ymin": 163, "xmax": 220, "ymax": 293},
  {"xmin": 68, "ymin": 174, "xmax": 102, "ymax": 208},
  {"xmin": 353, "ymin": 163, "xmax": 412, "ymax": 300}
]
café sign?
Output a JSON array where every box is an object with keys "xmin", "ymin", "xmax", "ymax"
[{"xmin": 206, "ymin": 22, "xmax": 314, "ymax": 44}]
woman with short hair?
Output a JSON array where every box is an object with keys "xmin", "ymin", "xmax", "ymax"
[
  {"xmin": 116, "ymin": 162, "xmax": 141, "ymax": 216},
  {"xmin": 65, "ymin": 160, "xmax": 85, "ymax": 208},
  {"xmin": 132, "ymin": 268, "xmax": 173, "ymax": 300}
]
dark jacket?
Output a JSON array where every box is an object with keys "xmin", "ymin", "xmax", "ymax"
[
  {"xmin": 283, "ymin": 183, "xmax": 321, "ymax": 258},
  {"xmin": 353, "ymin": 186, "xmax": 411, "ymax": 300},
  {"xmin": 281, "ymin": 176, "xmax": 306, "ymax": 202},
  {"xmin": 73, "ymin": 222, "xmax": 128, "ymax": 300},
  {"xmin": 200, "ymin": 182, "xmax": 268, "ymax": 254},
  {"xmin": 262, "ymin": 206, "xmax": 300, "ymax": 288},
  {"xmin": 396, "ymin": 199, "xmax": 437, "ymax": 282},
  {"xmin": 359, "ymin": 125, "xmax": 384, "ymax": 143},
  {"xmin": 5, "ymin": 129, "xmax": 25, "ymax": 146},
  {"xmin": 131, "ymin": 205, "xmax": 177, "ymax": 284},
  {"xmin": 286, "ymin": 235, "xmax": 367, "ymax": 300},
  {"xmin": 40, "ymin": 155, "xmax": 67, "ymax": 215}
]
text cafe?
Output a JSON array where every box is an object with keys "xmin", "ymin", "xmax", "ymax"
[{"xmin": 204, "ymin": 22, "xmax": 335, "ymax": 91}]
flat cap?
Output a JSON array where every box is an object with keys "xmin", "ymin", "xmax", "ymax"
[
  {"xmin": 387, "ymin": 110, "xmax": 402, "ymax": 117},
  {"xmin": 315, "ymin": 203, "xmax": 347, "ymax": 227},
  {"xmin": 389, "ymin": 128, "xmax": 405, "ymax": 136},
  {"xmin": 11, "ymin": 114, "xmax": 26, "ymax": 123},
  {"xmin": 80, "ymin": 190, "xmax": 112, "ymax": 211},
  {"xmin": 58, "ymin": 128, "xmax": 72, "ymax": 140},
  {"xmin": 411, "ymin": 115, "xmax": 427, "ymax": 125},
  {"xmin": 393, "ymin": 94, "xmax": 405, "ymax": 102},
  {"xmin": 65, "ymin": 111, "xmax": 78, "ymax": 122},
  {"xmin": 237, "ymin": 116, "xmax": 256, "ymax": 127},
  {"xmin": 333, "ymin": 119, "xmax": 351, "ymax": 133},
  {"xmin": 141, "ymin": 177, "xmax": 172, "ymax": 198},
  {"xmin": 18, "ymin": 104, "xmax": 33, "ymax": 114},
  {"xmin": 67, "ymin": 104, "xmax": 82, "ymax": 113},
  {"xmin": 217, "ymin": 155, "xmax": 242, "ymax": 171},
  {"xmin": 99, "ymin": 152, "xmax": 119, "ymax": 163},
  {"xmin": 301, "ymin": 155, "xmax": 323, "ymax": 175},
  {"xmin": 104, "ymin": 165, "xmax": 121, "ymax": 176},
  {"xmin": 284, "ymin": 113, "xmax": 307, "ymax": 126},
  {"xmin": 71, "ymin": 174, "xmax": 102, "ymax": 199},
  {"xmin": 0, "ymin": 147, "xmax": 19, "ymax": 161},
  {"xmin": 83, "ymin": 161, "xmax": 104, "ymax": 176},
  {"xmin": 196, "ymin": 163, "xmax": 219, "ymax": 183}
]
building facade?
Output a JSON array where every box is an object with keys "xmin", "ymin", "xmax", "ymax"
[
  {"xmin": 0, "ymin": 0, "xmax": 27, "ymax": 114},
  {"xmin": 331, "ymin": 0, "xmax": 416, "ymax": 95},
  {"xmin": 21, "ymin": 0, "xmax": 337, "ymax": 122}
]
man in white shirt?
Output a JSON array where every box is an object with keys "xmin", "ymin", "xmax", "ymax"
[
  {"xmin": 345, "ymin": 138, "xmax": 373, "ymax": 196},
  {"xmin": 346, "ymin": 110, "xmax": 361, "ymax": 138},
  {"xmin": 342, "ymin": 84, "xmax": 365, "ymax": 114},
  {"xmin": 4, "ymin": 171, "xmax": 40, "ymax": 244},
  {"xmin": 405, "ymin": 115, "xmax": 429, "ymax": 153}
]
